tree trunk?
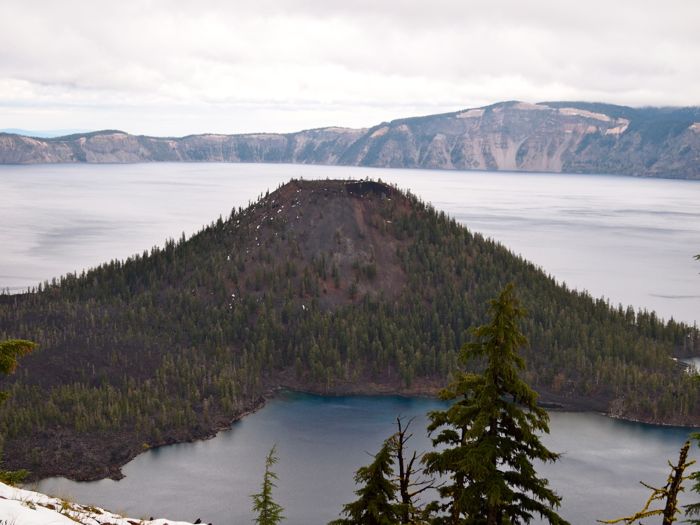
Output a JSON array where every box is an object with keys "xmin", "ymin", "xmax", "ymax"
[{"xmin": 663, "ymin": 441, "xmax": 691, "ymax": 525}]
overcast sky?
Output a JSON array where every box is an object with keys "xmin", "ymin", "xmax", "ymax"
[{"xmin": 1, "ymin": 0, "xmax": 699, "ymax": 136}]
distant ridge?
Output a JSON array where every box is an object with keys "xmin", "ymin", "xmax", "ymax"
[
  {"xmin": 1, "ymin": 101, "xmax": 699, "ymax": 178},
  {"xmin": 0, "ymin": 128, "xmax": 92, "ymax": 138}
]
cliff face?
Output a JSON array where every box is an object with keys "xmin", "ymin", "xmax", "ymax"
[
  {"xmin": 2, "ymin": 101, "xmax": 700, "ymax": 179},
  {"xmin": 340, "ymin": 101, "xmax": 700, "ymax": 178},
  {"xmin": 0, "ymin": 126, "xmax": 366, "ymax": 165}
]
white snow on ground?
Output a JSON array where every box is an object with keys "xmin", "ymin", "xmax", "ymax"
[
  {"xmin": 513, "ymin": 102, "xmax": 548, "ymax": 111},
  {"xmin": 0, "ymin": 481, "xmax": 198, "ymax": 525},
  {"xmin": 604, "ymin": 118, "xmax": 630, "ymax": 135},
  {"xmin": 558, "ymin": 107, "xmax": 612, "ymax": 122},
  {"xmin": 455, "ymin": 108, "xmax": 485, "ymax": 118}
]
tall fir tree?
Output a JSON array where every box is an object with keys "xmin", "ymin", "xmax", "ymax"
[
  {"xmin": 329, "ymin": 438, "xmax": 399, "ymax": 525},
  {"xmin": 251, "ymin": 445, "xmax": 284, "ymax": 525},
  {"xmin": 423, "ymin": 283, "xmax": 569, "ymax": 525}
]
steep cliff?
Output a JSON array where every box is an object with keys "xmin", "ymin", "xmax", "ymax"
[
  {"xmin": 1, "ymin": 101, "xmax": 699, "ymax": 178},
  {"xmin": 0, "ymin": 126, "xmax": 365, "ymax": 165}
]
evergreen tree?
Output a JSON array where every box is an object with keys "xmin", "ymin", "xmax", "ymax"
[
  {"xmin": 423, "ymin": 283, "xmax": 569, "ymax": 525},
  {"xmin": 0, "ymin": 339, "xmax": 36, "ymax": 484},
  {"xmin": 0, "ymin": 339, "xmax": 36, "ymax": 405},
  {"xmin": 330, "ymin": 438, "xmax": 399, "ymax": 525},
  {"xmin": 686, "ymin": 435, "xmax": 700, "ymax": 523},
  {"xmin": 251, "ymin": 445, "xmax": 284, "ymax": 525}
]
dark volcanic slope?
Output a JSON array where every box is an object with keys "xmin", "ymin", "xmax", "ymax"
[
  {"xmin": 0, "ymin": 179, "xmax": 698, "ymax": 481},
  {"xmin": 2, "ymin": 101, "xmax": 700, "ymax": 178}
]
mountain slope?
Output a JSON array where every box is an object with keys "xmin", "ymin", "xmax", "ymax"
[
  {"xmin": 2, "ymin": 101, "xmax": 700, "ymax": 178},
  {"xmin": 0, "ymin": 179, "xmax": 697, "ymax": 481}
]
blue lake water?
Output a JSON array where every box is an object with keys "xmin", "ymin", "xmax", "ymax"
[{"xmin": 1, "ymin": 163, "xmax": 699, "ymax": 523}]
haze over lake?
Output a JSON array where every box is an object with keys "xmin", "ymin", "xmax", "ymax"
[{"xmin": 1, "ymin": 163, "xmax": 699, "ymax": 325}]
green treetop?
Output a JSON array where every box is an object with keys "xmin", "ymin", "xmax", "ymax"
[
  {"xmin": 0, "ymin": 339, "xmax": 36, "ymax": 405},
  {"xmin": 423, "ymin": 283, "xmax": 569, "ymax": 525},
  {"xmin": 329, "ymin": 438, "xmax": 400, "ymax": 525},
  {"xmin": 251, "ymin": 445, "xmax": 285, "ymax": 525},
  {"xmin": 0, "ymin": 338, "xmax": 36, "ymax": 484}
]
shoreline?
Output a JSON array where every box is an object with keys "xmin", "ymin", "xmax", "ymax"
[{"xmin": 29, "ymin": 384, "xmax": 700, "ymax": 486}]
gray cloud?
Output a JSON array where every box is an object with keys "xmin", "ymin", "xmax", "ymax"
[{"xmin": 1, "ymin": 0, "xmax": 698, "ymax": 135}]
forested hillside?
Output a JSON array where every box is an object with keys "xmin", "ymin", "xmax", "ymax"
[{"xmin": 0, "ymin": 179, "xmax": 698, "ymax": 481}]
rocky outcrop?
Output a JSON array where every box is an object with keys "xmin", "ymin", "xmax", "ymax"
[{"xmin": 2, "ymin": 101, "xmax": 699, "ymax": 179}]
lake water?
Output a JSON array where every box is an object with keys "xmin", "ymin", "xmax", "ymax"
[
  {"xmin": 1, "ymin": 163, "xmax": 699, "ymax": 325},
  {"xmin": 35, "ymin": 391, "xmax": 697, "ymax": 524},
  {"xmin": 2, "ymin": 163, "xmax": 700, "ymax": 523}
]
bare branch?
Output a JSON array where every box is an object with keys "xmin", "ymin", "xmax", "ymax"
[{"xmin": 598, "ymin": 441, "xmax": 693, "ymax": 525}]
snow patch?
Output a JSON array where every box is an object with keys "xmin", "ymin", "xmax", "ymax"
[
  {"xmin": 370, "ymin": 126, "xmax": 389, "ymax": 138},
  {"xmin": 514, "ymin": 102, "xmax": 548, "ymax": 111},
  {"xmin": 605, "ymin": 118, "xmax": 630, "ymax": 135},
  {"xmin": 558, "ymin": 107, "xmax": 611, "ymax": 122},
  {"xmin": 0, "ymin": 481, "xmax": 199, "ymax": 525},
  {"xmin": 319, "ymin": 126, "xmax": 364, "ymax": 133},
  {"xmin": 456, "ymin": 108, "xmax": 484, "ymax": 119}
]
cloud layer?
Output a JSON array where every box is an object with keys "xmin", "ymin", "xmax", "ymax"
[{"xmin": 2, "ymin": 0, "xmax": 698, "ymax": 135}]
